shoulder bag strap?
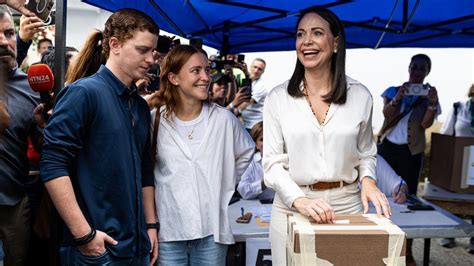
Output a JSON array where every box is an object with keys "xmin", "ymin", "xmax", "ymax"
[
  {"xmin": 151, "ymin": 108, "xmax": 161, "ymax": 163},
  {"xmin": 378, "ymin": 97, "xmax": 424, "ymax": 143}
]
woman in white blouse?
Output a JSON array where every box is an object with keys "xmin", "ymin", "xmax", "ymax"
[
  {"xmin": 152, "ymin": 45, "xmax": 254, "ymax": 265},
  {"xmin": 263, "ymin": 6, "xmax": 390, "ymax": 264}
]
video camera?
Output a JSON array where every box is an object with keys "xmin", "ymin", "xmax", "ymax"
[
  {"xmin": 210, "ymin": 54, "xmax": 245, "ymax": 71},
  {"xmin": 157, "ymin": 35, "xmax": 180, "ymax": 54}
]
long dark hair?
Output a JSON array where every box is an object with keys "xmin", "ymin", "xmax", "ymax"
[{"xmin": 287, "ymin": 6, "xmax": 347, "ymax": 104}]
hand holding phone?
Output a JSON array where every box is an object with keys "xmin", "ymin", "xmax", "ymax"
[{"xmin": 25, "ymin": 0, "xmax": 55, "ymax": 22}]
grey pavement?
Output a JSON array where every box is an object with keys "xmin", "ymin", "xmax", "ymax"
[{"xmin": 412, "ymin": 236, "xmax": 473, "ymax": 266}]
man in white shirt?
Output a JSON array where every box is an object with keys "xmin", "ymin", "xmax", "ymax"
[{"xmin": 240, "ymin": 58, "xmax": 268, "ymax": 130}]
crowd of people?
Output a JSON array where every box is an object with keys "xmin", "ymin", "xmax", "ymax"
[{"xmin": 0, "ymin": 1, "xmax": 473, "ymax": 266}]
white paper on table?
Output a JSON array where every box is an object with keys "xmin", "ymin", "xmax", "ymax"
[{"xmin": 461, "ymin": 146, "xmax": 474, "ymax": 187}]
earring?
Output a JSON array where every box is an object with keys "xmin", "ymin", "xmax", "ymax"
[{"xmin": 334, "ymin": 49, "xmax": 337, "ymax": 53}]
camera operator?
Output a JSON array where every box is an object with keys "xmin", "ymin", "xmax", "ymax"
[{"xmin": 377, "ymin": 54, "xmax": 440, "ymax": 265}]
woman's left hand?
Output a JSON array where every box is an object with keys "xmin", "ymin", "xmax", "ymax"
[{"xmin": 361, "ymin": 177, "xmax": 391, "ymax": 218}]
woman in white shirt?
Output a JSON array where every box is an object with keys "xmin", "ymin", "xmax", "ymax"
[
  {"xmin": 263, "ymin": 6, "xmax": 390, "ymax": 265},
  {"xmin": 237, "ymin": 121, "xmax": 275, "ymax": 200},
  {"xmin": 153, "ymin": 45, "xmax": 254, "ymax": 265},
  {"xmin": 441, "ymin": 84, "xmax": 474, "ymax": 137}
]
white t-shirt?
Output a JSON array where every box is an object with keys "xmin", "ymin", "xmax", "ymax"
[
  {"xmin": 440, "ymin": 99, "xmax": 474, "ymax": 137},
  {"xmin": 173, "ymin": 104, "xmax": 209, "ymax": 156},
  {"xmin": 241, "ymin": 78, "xmax": 268, "ymax": 129}
]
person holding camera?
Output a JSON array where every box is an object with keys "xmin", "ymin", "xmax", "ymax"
[
  {"xmin": 238, "ymin": 58, "xmax": 268, "ymax": 130},
  {"xmin": 377, "ymin": 54, "xmax": 440, "ymax": 265},
  {"xmin": 378, "ymin": 54, "xmax": 440, "ymax": 196}
]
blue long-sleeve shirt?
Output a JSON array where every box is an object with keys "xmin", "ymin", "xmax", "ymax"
[{"xmin": 40, "ymin": 65, "xmax": 154, "ymax": 257}]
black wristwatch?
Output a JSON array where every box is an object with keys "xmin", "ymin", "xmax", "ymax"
[{"xmin": 146, "ymin": 222, "xmax": 160, "ymax": 231}]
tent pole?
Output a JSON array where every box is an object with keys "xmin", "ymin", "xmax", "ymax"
[
  {"xmin": 374, "ymin": 0, "xmax": 401, "ymax": 49},
  {"xmin": 221, "ymin": 20, "xmax": 230, "ymax": 55},
  {"xmin": 403, "ymin": 0, "xmax": 421, "ymax": 33},
  {"xmin": 53, "ymin": 0, "xmax": 67, "ymax": 95}
]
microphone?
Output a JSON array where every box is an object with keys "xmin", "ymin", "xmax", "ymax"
[{"xmin": 27, "ymin": 64, "xmax": 55, "ymax": 117}]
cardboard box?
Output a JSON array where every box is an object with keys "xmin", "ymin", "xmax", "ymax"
[
  {"xmin": 429, "ymin": 133, "xmax": 474, "ymax": 193},
  {"xmin": 287, "ymin": 213, "xmax": 406, "ymax": 266}
]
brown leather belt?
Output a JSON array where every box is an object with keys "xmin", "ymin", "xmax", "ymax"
[{"xmin": 306, "ymin": 181, "xmax": 353, "ymax": 191}]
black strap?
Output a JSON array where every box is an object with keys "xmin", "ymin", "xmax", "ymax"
[
  {"xmin": 151, "ymin": 109, "xmax": 161, "ymax": 164},
  {"xmin": 452, "ymin": 102, "xmax": 460, "ymax": 136},
  {"xmin": 378, "ymin": 97, "xmax": 424, "ymax": 143}
]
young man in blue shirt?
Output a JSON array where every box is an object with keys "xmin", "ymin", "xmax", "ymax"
[{"xmin": 40, "ymin": 9, "xmax": 159, "ymax": 265}]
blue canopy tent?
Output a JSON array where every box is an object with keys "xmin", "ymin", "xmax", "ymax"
[
  {"xmin": 51, "ymin": 1, "xmax": 473, "ymax": 93},
  {"xmin": 80, "ymin": 0, "xmax": 474, "ymax": 53}
]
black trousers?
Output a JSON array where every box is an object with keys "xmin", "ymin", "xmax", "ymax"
[{"xmin": 378, "ymin": 139, "xmax": 423, "ymax": 195}]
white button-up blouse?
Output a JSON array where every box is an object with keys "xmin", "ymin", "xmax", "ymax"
[
  {"xmin": 263, "ymin": 77, "xmax": 377, "ymax": 209},
  {"xmin": 153, "ymin": 103, "xmax": 255, "ymax": 244}
]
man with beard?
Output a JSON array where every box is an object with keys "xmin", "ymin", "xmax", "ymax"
[{"xmin": 0, "ymin": 5, "xmax": 44, "ymax": 266}]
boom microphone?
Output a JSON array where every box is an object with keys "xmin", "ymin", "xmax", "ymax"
[{"xmin": 27, "ymin": 64, "xmax": 55, "ymax": 116}]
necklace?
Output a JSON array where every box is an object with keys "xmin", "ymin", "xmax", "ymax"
[
  {"xmin": 186, "ymin": 125, "xmax": 196, "ymax": 140},
  {"xmin": 303, "ymin": 84, "xmax": 331, "ymax": 125}
]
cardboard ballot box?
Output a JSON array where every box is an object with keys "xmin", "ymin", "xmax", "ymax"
[
  {"xmin": 429, "ymin": 133, "xmax": 474, "ymax": 194},
  {"xmin": 287, "ymin": 213, "xmax": 406, "ymax": 266}
]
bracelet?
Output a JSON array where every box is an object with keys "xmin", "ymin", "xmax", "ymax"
[
  {"xmin": 428, "ymin": 105, "xmax": 437, "ymax": 112},
  {"xmin": 73, "ymin": 228, "xmax": 97, "ymax": 246},
  {"xmin": 146, "ymin": 222, "xmax": 160, "ymax": 231},
  {"xmin": 228, "ymin": 102, "xmax": 235, "ymax": 109}
]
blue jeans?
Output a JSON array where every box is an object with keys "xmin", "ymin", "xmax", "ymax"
[
  {"xmin": 60, "ymin": 246, "xmax": 150, "ymax": 266},
  {"xmin": 158, "ymin": 235, "xmax": 227, "ymax": 266}
]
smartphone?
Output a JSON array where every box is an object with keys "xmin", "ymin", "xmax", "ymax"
[
  {"xmin": 147, "ymin": 64, "xmax": 160, "ymax": 92},
  {"xmin": 237, "ymin": 54, "xmax": 245, "ymax": 63},
  {"xmin": 240, "ymin": 78, "xmax": 252, "ymax": 94},
  {"xmin": 236, "ymin": 212, "xmax": 252, "ymax": 223},
  {"xmin": 26, "ymin": 0, "xmax": 55, "ymax": 22}
]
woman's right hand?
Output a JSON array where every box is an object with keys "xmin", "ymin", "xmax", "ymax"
[
  {"xmin": 394, "ymin": 83, "xmax": 409, "ymax": 103},
  {"xmin": 293, "ymin": 197, "xmax": 335, "ymax": 223}
]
